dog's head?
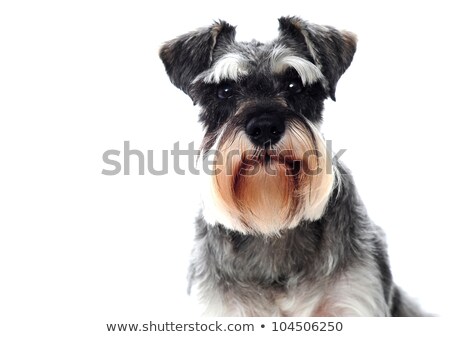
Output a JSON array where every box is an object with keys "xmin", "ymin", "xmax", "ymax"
[{"xmin": 160, "ymin": 16, "xmax": 357, "ymax": 235}]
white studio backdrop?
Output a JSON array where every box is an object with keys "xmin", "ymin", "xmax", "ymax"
[{"xmin": 1, "ymin": 1, "xmax": 449, "ymax": 335}]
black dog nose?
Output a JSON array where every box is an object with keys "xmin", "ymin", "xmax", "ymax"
[{"xmin": 245, "ymin": 114, "xmax": 285, "ymax": 147}]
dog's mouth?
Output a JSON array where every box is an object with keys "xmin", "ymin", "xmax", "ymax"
[
  {"xmin": 251, "ymin": 148, "xmax": 277, "ymax": 164},
  {"xmin": 263, "ymin": 151, "xmax": 271, "ymax": 164},
  {"xmin": 241, "ymin": 148, "xmax": 303, "ymax": 176}
]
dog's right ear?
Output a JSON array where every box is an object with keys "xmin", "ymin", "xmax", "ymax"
[
  {"xmin": 159, "ymin": 21, "xmax": 236, "ymax": 96},
  {"xmin": 278, "ymin": 16, "xmax": 357, "ymax": 101}
]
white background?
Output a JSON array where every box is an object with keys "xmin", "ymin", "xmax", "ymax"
[{"xmin": 1, "ymin": 0, "xmax": 449, "ymax": 335}]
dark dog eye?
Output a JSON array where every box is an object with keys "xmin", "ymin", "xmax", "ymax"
[
  {"xmin": 287, "ymin": 80, "xmax": 303, "ymax": 94},
  {"xmin": 217, "ymin": 83, "xmax": 234, "ymax": 99}
]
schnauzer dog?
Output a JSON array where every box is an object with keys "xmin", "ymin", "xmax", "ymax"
[{"xmin": 159, "ymin": 16, "xmax": 423, "ymax": 316}]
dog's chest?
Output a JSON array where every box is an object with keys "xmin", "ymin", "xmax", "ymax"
[
  {"xmin": 192, "ymin": 264, "xmax": 388, "ymax": 317},
  {"xmin": 192, "ymin": 282, "xmax": 338, "ymax": 316}
]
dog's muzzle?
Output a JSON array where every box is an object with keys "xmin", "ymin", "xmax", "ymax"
[{"xmin": 200, "ymin": 104, "xmax": 335, "ymax": 235}]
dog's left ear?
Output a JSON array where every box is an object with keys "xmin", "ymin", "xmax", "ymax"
[
  {"xmin": 159, "ymin": 20, "xmax": 236, "ymax": 96},
  {"xmin": 278, "ymin": 16, "xmax": 357, "ymax": 101}
]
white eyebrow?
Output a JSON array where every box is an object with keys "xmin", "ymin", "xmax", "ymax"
[
  {"xmin": 270, "ymin": 47, "xmax": 325, "ymax": 85},
  {"xmin": 194, "ymin": 53, "xmax": 249, "ymax": 83}
]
